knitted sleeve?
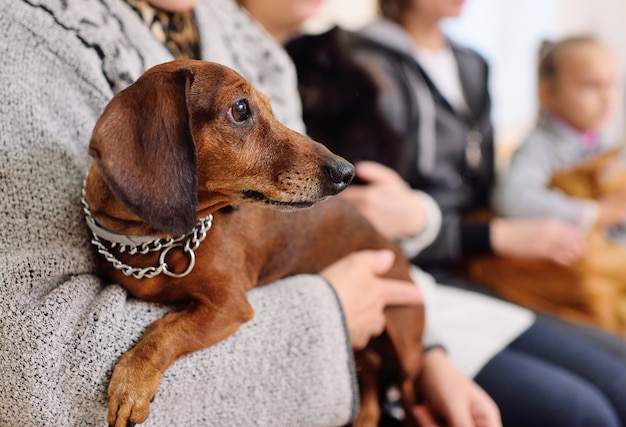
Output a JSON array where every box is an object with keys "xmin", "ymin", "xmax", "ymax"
[{"xmin": 0, "ymin": 2, "xmax": 356, "ymax": 426}]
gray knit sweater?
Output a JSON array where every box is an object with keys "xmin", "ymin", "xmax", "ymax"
[
  {"xmin": 493, "ymin": 113, "xmax": 614, "ymax": 228},
  {"xmin": 0, "ymin": 0, "xmax": 356, "ymax": 425}
]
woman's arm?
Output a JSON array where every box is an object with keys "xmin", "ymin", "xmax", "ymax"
[{"xmin": 0, "ymin": 4, "xmax": 358, "ymax": 425}]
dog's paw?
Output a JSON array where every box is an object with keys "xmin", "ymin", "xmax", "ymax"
[{"xmin": 107, "ymin": 353, "xmax": 163, "ymax": 427}]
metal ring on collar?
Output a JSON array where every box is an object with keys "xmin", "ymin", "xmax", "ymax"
[{"xmin": 159, "ymin": 244, "xmax": 196, "ymax": 278}]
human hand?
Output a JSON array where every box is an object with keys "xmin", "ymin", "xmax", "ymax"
[
  {"xmin": 413, "ymin": 348, "xmax": 502, "ymax": 427},
  {"xmin": 319, "ymin": 249, "xmax": 422, "ymax": 350},
  {"xmin": 597, "ymin": 190, "xmax": 626, "ymax": 227},
  {"xmin": 490, "ymin": 217, "xmax": 585, "ymax": 266},
  {"xmin": 339, "ymin": 161, "xmax": 427, "ymax": 240}
]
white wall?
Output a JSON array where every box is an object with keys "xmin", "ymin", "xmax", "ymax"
[
  {"xmin": 305, "ymin": 0, "xmax": 626, "ymax": 157},
  {"xmin": 304, "ymin": 0, "xmax": 376, "ymax": 32},
  {"xmin": 443, "ymin": 0, "xmax": 626, "ymax": 150}
]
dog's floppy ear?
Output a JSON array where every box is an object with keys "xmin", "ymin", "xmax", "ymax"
[{"xmin": 89, "ymin": 64, "xmax": 198, "ymax": 236}]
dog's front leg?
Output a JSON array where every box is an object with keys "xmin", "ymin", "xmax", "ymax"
[
  {"xmin": 384, "ymin": 305, "xmax": 424, "ymax": 427},
  {"xmin": 352, "ymin": 350, "xmax": 382, "ymax": 427},
  {"xmin": 106, "ymin": 292, "xmax": 253, "ymax": 427}
]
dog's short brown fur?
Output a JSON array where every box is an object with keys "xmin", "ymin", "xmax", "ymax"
[{"xmin": 84, "ymin": 60, "xmax": 424, "ymax": 427}]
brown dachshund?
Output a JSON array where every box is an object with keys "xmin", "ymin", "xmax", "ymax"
[{"xmin": 83, "ymin": 59, "xmax": 424, "ymax": 427}]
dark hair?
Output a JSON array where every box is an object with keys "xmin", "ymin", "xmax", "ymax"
[
  {"xmin": 378, "ymin": 0, "xmax": 413, "ymax": 22},
  {"xmin": 538, "ymin": 36, "xmax": 598, "ymax": 82}
]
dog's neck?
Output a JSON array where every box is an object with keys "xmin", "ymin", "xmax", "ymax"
[{"xmin": 81, "ymin": 177, "xmax": 214, "ymax": 280}]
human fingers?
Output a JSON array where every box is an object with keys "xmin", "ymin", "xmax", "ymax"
[
  {"xmin": 472, "ymin": 407, "xmax": 502, "ymax": 427},
  {"xmin": 332, "ymin": 249, "xmax": 421, "ymax": 307},
  {"xmin": 349, "ymin": 312, "xmax": 386, "ymax": 350},
  {"xmin": 364, "ymin": 248, "xmax": 396, "ymax": 275},
  {"xmin": 349, "ymin": 276, "xmax": 421, "ymax": 349},
  {"xmin": 470, "ymin": 386, "xmax": 502, "ymax": 427},
  {"xmin": 380, "ymin": 280, "xmax": 423, "ymax": 307},
  {"xmin": 543, "ymin": 222, "xmax": 585, "ymax": 264},
  {"xmin": 414, "ymin": 403, "xmax": 496, "ymax": 427},
  {"xmin": 437, "ymin": 389, "xmax": 499, "ymax": 427},
  {"xmin": 337, "ymin": 185, "xmax": 368, "ymax": 208},
  {"xmin": 551, "ymin": 251, "xmax": 579, "ymax": 267},
  {"xmin": 354, "ymin": 161, "xmax": 406, "ymax": 186},
  {"xmin": 550, "ymin": 242, "xmax": 585, "ymax": 266},
  {"xmin": 320, "ymin": 250, "xmax": 402, "ymax": 349},
  {"xmin": 413, "ymin": 405, "xmax": 442, "ymax": 427},
  {"xmin": 443, "ymin": 402, "xmax": 476, "ymax": 427},
  {"xmin": 549, "ymin": 236, "xmax": 584, "ymax": 265},
  {"xmin": 321, "ymin": 249, "xmax": 395, "ymax": 278}
]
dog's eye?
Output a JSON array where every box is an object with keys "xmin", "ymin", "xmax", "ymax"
[{"xmin": 231, "ymin": 99, "xmax": 251, "ymax": 122}]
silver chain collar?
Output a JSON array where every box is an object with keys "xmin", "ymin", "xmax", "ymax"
[{"xmin": 81, "ymin": 183, "xmax": 212, "ymax": 280}]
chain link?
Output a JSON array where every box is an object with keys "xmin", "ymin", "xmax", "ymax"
[{"xmin": 81, "ymin": 184, "xmax": 212, "ymax": 279}]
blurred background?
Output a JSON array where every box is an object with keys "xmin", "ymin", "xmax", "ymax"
[{"xmin": 304, "ymin": 0, "xmax": 626, "ymax": 169}]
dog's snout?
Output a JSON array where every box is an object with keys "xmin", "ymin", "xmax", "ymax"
[{"xmin": 325, "ymin": 159, "xmax": 355, "ymax": 193}]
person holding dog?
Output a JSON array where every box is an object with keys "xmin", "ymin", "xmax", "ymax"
[
  {"xmin": 0, "ymin": 0, "xmax": 427, "ymax": 426},
  {"xmin": 493, "ymin": 37, "xmax": 626, "ymax": 237},
  {"xmin": 238, "ymin": 0, "xmax": 626, "ymax": 425}
]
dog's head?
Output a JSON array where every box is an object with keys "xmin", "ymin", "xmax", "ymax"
[
  {"xmin": 286, "ymin": 27, "xmax": 407, "ymax": 181},
  {"xmin": 89, "ymin": 60, "xmax": 354, "ymax": 236}
]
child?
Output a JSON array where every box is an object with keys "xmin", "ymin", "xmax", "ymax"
[{"xmin": 493, "ymin": 36, "xmax": 626, "ymax": 233}]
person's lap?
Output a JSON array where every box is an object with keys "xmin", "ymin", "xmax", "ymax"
[
  {"xmin": 475, "ymin": 321, "xmax": 626, "ymax": 427},
  {"xmin": 535, "ymin": 310, "xmax": 626, "ymax": 363},
  {"xmin": 429, "ymin": 269, "xmax": 626, "ymax": 365}
]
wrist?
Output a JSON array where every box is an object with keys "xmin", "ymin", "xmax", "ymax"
[
  {"xmin": 418, "ymin": 346, "xmax": 448, "ymax": 391},
  {"xmin": 424, "ymin": 344, "xmax": 446, "ymax": 355},
  {"xmin": 421, "ymin": 346, "xmax": 447, "ymax": 373},
  {"xmin": 398, "ymin": 192, "xmax": 442, "ymax": 259},
  {"xmin": 577, "ymin": 201, "xmax": 598, "ymax": 231},
  {"xmin": 399, "ymin": 192, "xmax": 428, "ymax": 238},
  {"xmin": 489, "ymin": 217, "xmax": 508, "ymax": 256}
]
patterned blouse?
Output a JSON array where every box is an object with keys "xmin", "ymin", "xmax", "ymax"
[{"xmin": 127, "ymin": 0, "xmax": 200, "ymax": 59}]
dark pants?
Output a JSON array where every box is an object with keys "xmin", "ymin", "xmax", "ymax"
[
  {"xmin": 430, "ymin": 267, "xmax": 626, "ymax": 365},
  {"xmin": 475, "ymin": 321, "xmax": 626, "ymax": 427}
]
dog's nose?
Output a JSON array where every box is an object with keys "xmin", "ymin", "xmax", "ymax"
[{"xmin": 324, "ymin": 159, "xmax": 355, "ymax": 194}]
